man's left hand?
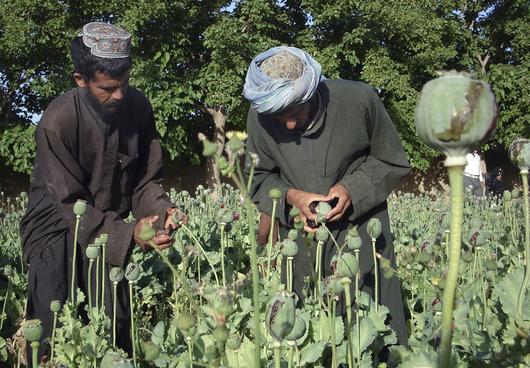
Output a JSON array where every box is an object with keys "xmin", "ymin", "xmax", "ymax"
[{"xmin": 325, "ymin": 184, "xmax": 351, "ymax": 222}]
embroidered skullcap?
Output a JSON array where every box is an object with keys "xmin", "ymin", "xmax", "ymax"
[
  {"xmin": 243, "ymin": 46, "xmax": 323, "ymax": 114},
  {"xmin": 79, "ymin": 22, "xmax": 131, "ymax": 59}
]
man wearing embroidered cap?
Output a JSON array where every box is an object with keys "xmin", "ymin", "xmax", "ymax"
[
  {"xmin": 244, "ymin": 46, "xmax": 410, "ymax": 345},
  {"xmin": 20, "ymin": 22, "xmax": 186, "ymax": 363}
]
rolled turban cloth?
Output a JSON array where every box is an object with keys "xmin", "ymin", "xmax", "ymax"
[{"xmin": 243, "ymin": 46, "xmax": 323, "ymax": 114}]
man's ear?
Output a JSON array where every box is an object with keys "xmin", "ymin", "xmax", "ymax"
[{"xmin": 73, "ymin": 72, "xmax": 88, "ymax": 87}]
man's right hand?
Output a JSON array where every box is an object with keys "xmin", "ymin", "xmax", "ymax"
[
  {"xmin": 286, "ymin": 188, "xmax": 331, "ymax": 233},
  {"xmin": 134, "ymin": 215, "xmax": 173, "ymax": 251}
]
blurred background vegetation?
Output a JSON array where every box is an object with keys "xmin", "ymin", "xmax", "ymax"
[{"xmin": 0, "ymin": 0, "xmax": 528, "ymax": 176}]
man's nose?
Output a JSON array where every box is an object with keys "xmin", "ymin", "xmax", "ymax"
[{"xmin": 111, "ymin": 87, "xmax": 126, "ymax": 101}]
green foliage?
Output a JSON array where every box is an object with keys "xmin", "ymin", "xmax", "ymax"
[{"xmin": 0, "ymin": 124, "xmax": 36, "ymax": 174}]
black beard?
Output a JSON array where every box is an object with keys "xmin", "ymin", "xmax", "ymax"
[{"xmin": 86, "ymin": 91, "xmax": 123, "ymax": 122}]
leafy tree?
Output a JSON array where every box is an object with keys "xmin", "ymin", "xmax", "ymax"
[
  {"xmin": 0, "ymin": 0, "xmax": 528, "ymax": 176},
  {"xmin": 300, "ymin": 0, "xmax": 529, "ymax": 170}
]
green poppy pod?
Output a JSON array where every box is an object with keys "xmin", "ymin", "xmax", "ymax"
[
  {"xmin": 484, "ymin": 259, "xmax": 497, "ymax": 271},
  {"xmin": 138, "ymin": 222, "xmax": 156, "ymax": 242},
  {"xmin": 509, "ymin": 138, "xmax": 530, "ymax": 172},
  {"xmin": 287, "ymin": 229, "xmax": 298, "ymax": 241},
  {"xmin": 367, "ymin": 218, "xmax": 382, "ymax": 239},
  {"xmin": 289, "ymin": 206, "xmax": 301, "ymax": 218},
  {"xmin": 316, "ymin": 201, "xmax": 332, "ymax": 220},
  {"xmin": 125, "ymin": 263, "xmax": 141, "ymax": 282},
  {"xmin": 325, "ymin": 276, "xmax": 344, "ymax": 295},
  {"xmin": 347, "ymin": 225, "xmax": 360, "ymax": 238},
  {"xmin": 73, "ymin": 199, "xmax": 87, "ymax": 216},
  {"xmin": 265, "ymin": 293, "xmax": 296, "ymax": 341},
  {"xmin": 141, "ymin": 340, "xmax": 161, "ymax": 362},
  {"xmin": 285, "ymin": 316, "xmax": 306, "ymax": 342},
  {"xmin": 205, "ymin": 345, "xmax": 220, "ymax": 361},
  {"xmin": 50, "ymin": 300, "xmax": 62, "ymax": 313},
  {"xmin": 171, "ymin": 209, "xmax": 186, "ymax": 225},
  {"xmin": 293, "ymin": 218, "xmax": 304, "ymax": 230},
  {"xmin": 281, "ymin": 239, "xmax": 298, "ymax": 257},
  {"xmin": 269, "ymin": 188, "xmax": 283, "ymax": 200},
  {"xmin": 99, "ymin": 233, "xmax": 109, "ymax": 244},
  {"xmin": 346, "ymin": 234, "xmax": 362, "ymax": 250},
  {"xmin": 212, "ymin": 325, "xmax": 229, "ymax": 344},
  {"xmin": 176, "ymin": 312, "xmax": 196, "ymax": 336},
  {"xmin": 316, "ymin": 227, "xmax": 329, "ymax": 242},
  {"xmin": 3, "ymin": 265, "xmax": 12, "ymax": 277},
  {"xmin": 109, "ymin": 267, "xmax": 124, "ymax": 283},
  {"xmin": 226, "ymin": 335, "xmax": 242, "ymax": 350},
  {"xmin": 226, "ymin": 136, "xmax": 244, "ymax": 154},
  {"xmin": 415, "ymin": 72, "xmax": 497, "ymax": 162},
  {"xmin": 503, "ymin": 190, "xmax": 512, "ymax": 202},
  {"xmin": 23, "ymin": 319, "xmax": 43, "ymax": 342},
  {"xmin": 333, "ymin": 253, "xmax": 358, "ymax": 279},
  {"xmin": 512, "ymin": 188, "xmax": 520, "ymax": 199},
  {"xmin": 215, "ymin": 301, "xmax": 235, "ymax": 317},
  {"xmin": 86, "ymin": 245, "xmax": 100, "ymax": 260}
]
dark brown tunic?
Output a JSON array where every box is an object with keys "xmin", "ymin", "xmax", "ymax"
[
  {"xmin": 21, "ymin": 86, "xmax": 172, "ymax": 267},
  {"xmin": 245, "ymin": 80, "xmax": 411, "ymax": 344}
]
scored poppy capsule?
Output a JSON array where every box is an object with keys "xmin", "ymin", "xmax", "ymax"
[{"xmin": 415, "ymin": 71, "xmax": 498, "ymax": 161}]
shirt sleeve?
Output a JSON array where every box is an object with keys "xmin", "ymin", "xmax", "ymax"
[
  {"xmin": 130, "ymin": 103, "xmax": 173, "ymax": 229},
  {"xmin": 338, "ymin": 90, "xmax": 411, "ymax": 221},
  {"xmin": 244, "ymin": 109, "xmax": 291, "ymax": 226},
  {"xmin": 36, "ymin": 122, "xmax": 136, "ymax": 267}
]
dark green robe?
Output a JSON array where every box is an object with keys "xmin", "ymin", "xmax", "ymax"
[{"xmin": 245, "ymin": 79, "xmax": 410, "ymax": 344}]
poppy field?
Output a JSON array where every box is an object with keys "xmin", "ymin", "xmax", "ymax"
[{"xmin": 0, "ymin": 74, "xmax": 529, "ymax": 367}]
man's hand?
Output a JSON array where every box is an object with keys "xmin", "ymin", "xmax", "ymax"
[
  {"xmin": 287, "ymin": 188, "xmax": 331, "ymax": 233},
  {"xmin": 134, "ymin": 215, "xmax": 173, "ymax": 251},
  {"xmin": 325, "ymin": 184, "xmax": 351, "ymax": 222},
  {"xmin": 164, "ymin": 207, "xmax": 188, "ymax": 232}
]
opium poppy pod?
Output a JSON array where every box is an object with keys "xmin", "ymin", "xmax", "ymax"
[
  {"xmin": 509, "ymin": 138, "xmax": 530, "ymax": 172},
  {"xmin": 269, "ymin": 188, "xmax": 283, "ymax": 200},
  {"xmin": 415, "ymin": 71, "xmax": 498, "ymax": 165},
  {"xmin": 73, "ymin": 199, "xmax": 87, "ymax": 216},
  {"xmin": 23, "ymin": 319, "xmax": 43, "ymax": 342},
  {"xmin": 125, "ymin": 263, "xmax": 141, "ymax": 282},
  {"xmin": 265, "ymin": 293, "xmax": 296, "ymax": 341},
  {"xmin": 109, "ymin": 267, "xmax": 124, "ymax": 283}
]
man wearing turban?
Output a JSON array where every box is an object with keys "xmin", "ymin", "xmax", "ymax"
[{"xmin": 243, "ymin": 46, "xmax": 410, "ymax": 345}]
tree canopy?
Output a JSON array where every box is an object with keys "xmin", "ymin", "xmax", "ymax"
[{"xmin": 0, "ymin": 0, "xmax": 528, "ymax": 174}]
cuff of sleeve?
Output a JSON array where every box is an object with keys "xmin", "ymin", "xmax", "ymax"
[{"xmin": 106, "ymin": 220, "xmax": 136, "ymax": 267}]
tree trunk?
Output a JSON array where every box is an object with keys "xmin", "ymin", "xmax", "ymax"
[{"xmin": 204, "ymin": 106, "xmax": 227, "ymax": 199}]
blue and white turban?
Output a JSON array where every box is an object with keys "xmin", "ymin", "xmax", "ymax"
[{"xmin": 243, "ymin": 46, "xmax": 324, "ymax": 114}]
